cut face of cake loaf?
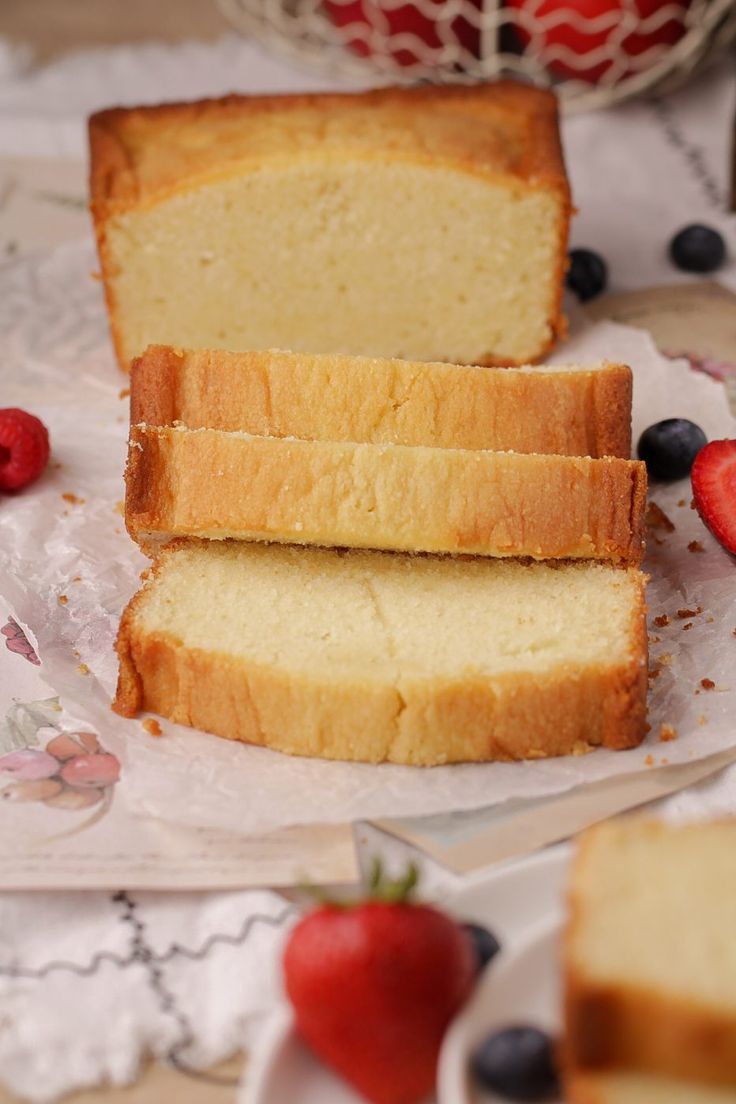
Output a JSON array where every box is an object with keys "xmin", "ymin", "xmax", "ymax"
[
  {"xmin": 89, "ymin": 83, "xmax": 571, "ymax": 370},
  {"xmin": 564, "ymin": 820, "xmax": 736, "ymax": 1093},
  {"xmin": 132, "ymin": 346, "xmax": 633, "ymax": 459},
  {"xmin": 125, "ymin": 425, "xmax": 646, "ymax": 563},
  {"xmin": 114, "ymin": 542, "xmax": 648, "ymax": 766}
]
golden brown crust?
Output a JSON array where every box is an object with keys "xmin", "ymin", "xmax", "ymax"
[
  {"xmin": 565, "ymin": 1072, "xmax": 607, "ymax": 1104},
  {"xmin": 131, "ymin": 346, "xmax": 633, "ymax": 459},
  {"xmin": 563, "ymin": 821, "xmax": 736, "ymax": 1091},
  {"xmin": 592, "ymin": 362, "xmax": 633, "ymax": 459},
  {"xmin": 124, "ymin": 426, "xmax": 647, "ymax": 564},
  {"xmin": 130, "ymin": 346, "xmax": 182, "ymax": 430},
  {"xmin": 88, "ymin": 113, "xmax": 133, "ymax": 372},
  {"xmin": 89, "ymin": 83, "xmax": 569, "ymax": 216},
  {"xmin": 112, "ymin": 583, "xmax": 148, "ymax": 718},
  {"xmin": 89, "ymin": 83, "xmax": 570, "ymax": 371},
  {"xmin": 112, "ymin": 553, "xmax": 647, "ymax": 764},
  {"xmin": 564, "ymin": 976, "xmax": 736, "ymax": 1086}
]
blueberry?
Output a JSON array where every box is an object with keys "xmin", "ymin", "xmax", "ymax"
[
  {"xmin": 566, "ymin": 249, "xmax": 607, "ymax": 302},
  {"xmin": 637, "ymin": 418, "xmax": 707, "ymax": 481},
  {"xmin": 463, "ymin": 922, "xmax": 501, "ymax": 972},
  {"xmin": 471, "ymin": 1026, "xmax": 559, "ymax": 1101},
  {"xmin": 669, "ymin": 224, "xmax": 726, "ymax": 274}
]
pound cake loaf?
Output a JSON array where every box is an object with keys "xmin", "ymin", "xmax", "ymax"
[
  {"xmin": 125, "ymin": 425, "xmax": 647, "ymax": 563},
  {"xmin": 113, "ymin": 542, "xmax": 648, "ymax": 765},
  {"xmin": 132, "ymin": 346, "xmax": 633, "ymax": 458},
  {"xmin": 90, "ymin": 83, "xmax": 571, "ymax": 370},
  {"xmin": 565, "ymin": 820, "xmax": 736, "ymax": 1090}
]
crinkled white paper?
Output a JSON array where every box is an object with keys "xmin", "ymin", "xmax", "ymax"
[{"xmin": 1, "ymin": 240, "xmax": 734, "ymax": 836}]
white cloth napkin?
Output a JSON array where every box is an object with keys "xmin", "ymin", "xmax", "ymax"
[{"xmin": 0, "ymin": 889, "xmax": 294, "ymax": 1102}]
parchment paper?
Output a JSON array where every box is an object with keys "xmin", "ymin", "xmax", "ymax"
[{"xmin": 1, "ymin": 240, "xmax": 734, "ymax": 836}]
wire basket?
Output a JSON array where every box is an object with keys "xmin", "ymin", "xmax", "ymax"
[{"xmin": 219, "ymin": 0, "xmax": 736, "ymax": 109}]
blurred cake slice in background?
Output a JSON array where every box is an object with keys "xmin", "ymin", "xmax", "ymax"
[{"xmin": 565, "ymin": 819, "xmax": 736, "ymax": 1094}]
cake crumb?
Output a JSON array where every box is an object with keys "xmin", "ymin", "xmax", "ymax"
[
  {"xmin": 706, "ymin": 616, "xmax": 714, "ymax": 623},
  {"xmin": 118, "ymin": 387, "xmax": 130, "ymax": 400},
  {"xmin": 698, "ymin": 715, "xmax": 707, "ymax": 726},
  {"xmin": 72, "ymin": 575, "xmax": 81, "ymax": 583},
  {"xmin": 51, "ymin": 701, "xmax": 62, "ymax": 712},
  {"xmin": 77, "ymin": 663, "xmax": 90, "ymax": 675},
  {"xmin": 72, "ymin": 649, "xmax": 80, "ymax": 658},
  {"xmin": 677, "ymin": 498, "xmax": 686, "ymax": 507},
  {"xmin": 659, "ymin": 724, "xmax": 677, "ymax": 742},
  {"xmin": 688, "ymin": 540, "xmax": 705, "ymax": 553},
  {"xmin": 646, "ymin": 502, "xmax": 675, "ymax": 532},
  {"xmin": 62, "ymin": 492, "xmax": 85, "ymax": 506},
  {"xmin": 654, "ymin": 614, "xmax": 670, "ymax": 627},
  {"xmin": 658, "ymin": 653, "xmax": 673, "ymax": 666},
  {"xmin": 690, "ymin": 498, "xmax": 697, "ymax": 509},
  {"xmin": 700, "ymin": 678, "xmax": 715, "ymax": 690},
  {"xmin": 143, "ymin": 718, "xmax": 163, "ymax": 738},
  {"xmin": 648, "ymin": 667, "xmax": 660, "ymax": 680},
  {"xmin": 676, "ymin": 607, "xmax": 702, "ymax": 619},
  {"xmin": 682, "ymin": 622, "xmax": 693, "ymax": 631},
  {"xmin": 57, "ymin": 595, "xmax": 68, "ymax": 606},
  {"xmin": 644, "ymin": 754, "xmax": 655, "ymax": 766},
  {"xmin": 114, "ymin": 500, "xmax": 125, "ymax": 516}
]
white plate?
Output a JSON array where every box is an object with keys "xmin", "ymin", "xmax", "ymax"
[
  {"xmin": 438, "ymin": 920, "xmax": 562, "ymax": 1104},
  {"xmin": 242, "ymin": 845, "xmax": 571, "ymax": 1104}
]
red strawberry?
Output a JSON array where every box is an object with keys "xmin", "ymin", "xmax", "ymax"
[
  {"xmin": 0, "ymin": 408, "xmax": 50, "ymax": 492},
  {"xmin": 506, "ymin": 0, "xmax": 692, "ymax": 86},
  {"xmin": 283, "ymin": 862, "xmax": 475, "ymax": 1104},
  {"xmin": 691, "ymin": 439, "xmax": 736, "ymax": 556}
]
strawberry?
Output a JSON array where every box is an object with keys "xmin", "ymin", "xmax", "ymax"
[
  {"xmin": 505, "ymin": 0, "xmax": 692, "ymax": 85},
  {"xmin": 691, "ymin": 440, "xmax": 736, "ymax": 556},
  {"xmin": 0, "ymin": 408, "xmax": 50, "ymax": 492},
  {"xmin": 283, "ymin": 862, "xmax": 476, "ymax": 1104}
]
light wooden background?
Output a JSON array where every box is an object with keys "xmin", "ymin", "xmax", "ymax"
[{"xmin": 2, "ymin": 0, "xmax": 231, "ymax": 61}]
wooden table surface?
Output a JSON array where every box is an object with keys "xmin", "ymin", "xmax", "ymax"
[
  {"xmin": 0, "ymin": 1057, "xmax": 243, "ymax": 1104},
  {"xmin": 2, "ymin": 0, "xmax": 231, "ymax": 62}
]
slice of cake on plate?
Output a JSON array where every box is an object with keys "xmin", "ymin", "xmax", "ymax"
[{"xmin": 565, "ymin": 819, "xmax": 736, "ymax": 1093}]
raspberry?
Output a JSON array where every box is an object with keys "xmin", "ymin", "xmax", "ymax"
[{"xmin": 0, "ymin": 408, "xmax": 50, "ymax": 492}]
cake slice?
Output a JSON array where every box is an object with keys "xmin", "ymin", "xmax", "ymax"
[
  {"xmin": 132, "ymin": 346, "xmax": 633, "ymax": 459},
  {"xmin": 125, "ymin": 426, "xmax": 646, "ymax": 563},
  {"xmin": 568, "ymin": 1071, "xmax": 736, "ymax": 1103},
  {"xmin": 113, "ymin": 542, "xmax": 648, "ymax": 765},
  {"xmin": 565, "ymin": 820, "xmax": 736, "ymax": 1090},
  {"xmin": 89, "ymin": 82, "xmax": 571, "ymax": 370}
]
